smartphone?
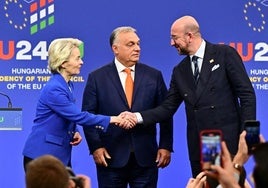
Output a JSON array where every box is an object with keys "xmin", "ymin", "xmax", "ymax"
[
  {"xmin": 244, "ymin": 120, "xmax": 260, "ymax": 153},
  {"xmin": 200, "ymin": 130, "xmax": 222, "ymax": 171}
]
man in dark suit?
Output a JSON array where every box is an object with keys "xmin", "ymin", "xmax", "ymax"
[
  {"xmin": 121, "ymin": 15, "xmax": 256, "ymax": 178},
  {"xmin": 82, "ymin": 26, "xmax": 173, "ymax": 188}
]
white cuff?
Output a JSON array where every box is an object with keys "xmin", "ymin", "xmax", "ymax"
[{"xmin": 134, "ymin": 112, "xmax": 143, "ymax": 124}]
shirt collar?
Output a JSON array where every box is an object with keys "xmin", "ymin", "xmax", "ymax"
[
  {"xmin": 191, "ymin": 39, "xmax": 206, "ymax": 60},
  {"xmin": 114, "ymin": 58, "xmax": 136, "ymax": 73}
]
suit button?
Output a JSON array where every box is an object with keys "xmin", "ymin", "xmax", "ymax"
[{"xmin": 210, "ymin": 106, "xmax": 215, "ymax": 109}]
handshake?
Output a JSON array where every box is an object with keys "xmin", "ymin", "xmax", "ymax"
[{"xmin": 110, "ymin": 111, "xmax": 138, "ymax": 129}]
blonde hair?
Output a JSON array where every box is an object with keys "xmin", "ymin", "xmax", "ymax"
[{"xmin": 48, "ymin": 38, "xmax": 83, "ymax": 74}]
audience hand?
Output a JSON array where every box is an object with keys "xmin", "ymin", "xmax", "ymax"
[
  {"xmin": 233, "ymin": 131, "xmax": 249, "ymax": 166},
  {"xmin": 259, "ymin": 134, "xmax": 266, "ymax": 143},
  {"xmin": 186, "ymin": 171, "xmax": 207, "ymax": 188},
  {"xmin": 206, "ymin": 141, "xmax": 240, "ymax": 188},
  {"xmin": 75, "ymin": 174, "xmax": 91, "ymax": 188},
  {"xmin": 93, "ymin": 148, "xmax": 111, "ymax": 167},
  {"xmin": 69, "ymin": 174, "xmax": 91, "ymax": 188}
]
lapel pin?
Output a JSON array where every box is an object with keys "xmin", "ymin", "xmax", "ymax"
[{"xmin": 209, "ymin": 59, "xmax": 214, "ymax": 63}]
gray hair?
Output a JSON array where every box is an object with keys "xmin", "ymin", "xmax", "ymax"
[{"xmin": 109, "ymin": 26, "xmax": 136, "ymax": 47}]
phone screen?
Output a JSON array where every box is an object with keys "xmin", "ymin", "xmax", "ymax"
[
  {"xmin": 200, "ymin": 130, "xmax": 222, "ymax": 170},
  {"xmin": 245, "ymin": 120, "xmax": 260, "ymax": 153}
]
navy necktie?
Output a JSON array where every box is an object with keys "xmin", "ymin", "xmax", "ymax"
[{"xmin": 192, "ymin": 56, "xmax": 199, "ymax": 84}]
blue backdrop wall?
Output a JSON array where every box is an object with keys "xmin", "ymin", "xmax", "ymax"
[{"xmin": 0, "ymin": 0, "xmax": 267, "ymax": 187}]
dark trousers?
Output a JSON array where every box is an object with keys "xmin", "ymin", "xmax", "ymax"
[{"xmin": 97, "ymin": 153, "xmax": 158, "ymax": 188}]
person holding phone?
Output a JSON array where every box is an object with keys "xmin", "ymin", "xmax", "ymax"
[
  {"xmin": 200, "ymin": 130, "xmax": 222, "ymax": 171},
  {"xmin": 204, "ymin": 131, "xmax": 266, "ymax": 188},
  {"xmin": 25, "ymin": 155, "xmax": 91, "ymax": 188},
  {"xmin": 188, "ymin": 130, "xmax": 265, "ymax": 188}
]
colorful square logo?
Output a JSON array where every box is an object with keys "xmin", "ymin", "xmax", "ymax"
[
  {"xmin": 29, "ymin": 0, "xmax": 55, "ymax": 34},
  {"xmin": 3, "ymin": 0, "xmax": 55, "ymax": 35}
]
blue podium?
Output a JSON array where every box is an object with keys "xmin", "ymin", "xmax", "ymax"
[{"xmin": 0, "ymin": 108, "xmax": 22, "ymax": 130}]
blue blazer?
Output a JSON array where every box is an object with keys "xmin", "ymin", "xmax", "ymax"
[
  {"xmin": 82, "ymin": 62, "xmax": 173, "ymax": 168},
  {"xmin": 23, "ymin": 73, "xmax": 110, "ymax": 165},
  {"xmin": 141, "ymin": 42, "xmax": 256, "ymax": 161}
]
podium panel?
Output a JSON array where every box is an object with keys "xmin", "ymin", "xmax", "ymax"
[{"xmin": 0, "ymin": 108, "xmax": 22, "ymax": 130}]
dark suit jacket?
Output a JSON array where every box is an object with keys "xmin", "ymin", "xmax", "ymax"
[
  {"xmin": 82, "ymin": 62, "xmax": 173, "ymax": 167},
  {"xmin": 23, "ymin": 73, "xmax": 110, "ymax": 165},
  {"xmin": 141, "ymin": 42, "xmax": 256, "ymax": 161}
]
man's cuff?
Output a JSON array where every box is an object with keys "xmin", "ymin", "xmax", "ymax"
[{"xmin": 134, "ymin": 112, "xmax": 143, "ymax": 124}]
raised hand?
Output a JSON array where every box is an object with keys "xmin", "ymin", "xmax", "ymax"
[
  {"xmin": 70, "ymin": 174, "xmax": 91, "ymax": 188},
  {"xmin": 233, "ymin": 131, "xmax": 249, "ymax": 166},
  {"xmin": 205, "ymin": 141, "xmax": 241, "ymax": 188},
  {"xmin": 186, "ymin": 171, "xmax": 207, "ymax": 188}
]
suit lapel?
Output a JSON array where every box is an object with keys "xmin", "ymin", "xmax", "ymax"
[
  {"xmin": 195, "ymin": 43, "xmax": 216, "ymax": 100},
  {"xmin": 131, "ymin": 63, "xmax": 143, "ymax": 107},
  {"xmin": 106, "ymin": 63, "xmax": 129, "ymax": 107},
  {"xmin": 54, "ymin": 74, "xmax": 75, "ymax": 102},
  {"xmin": 182, "ymin": 57, "xmax": 196, "ymax": 92}
]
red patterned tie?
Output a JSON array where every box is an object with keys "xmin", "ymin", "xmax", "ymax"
[{"xmin": 124, "ymin": 68, "xmax": 133, "ymax": 108}]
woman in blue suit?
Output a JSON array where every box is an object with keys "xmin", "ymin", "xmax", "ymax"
[{"xmin": 23, "ymin": 38, "xmax": 125, "ymax": 170}]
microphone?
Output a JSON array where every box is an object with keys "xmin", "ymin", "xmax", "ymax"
[{"xmin": 0, "ymin": 92, "xmax": 12, "ymax": 108}]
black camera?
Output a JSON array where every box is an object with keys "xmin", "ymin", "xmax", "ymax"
[{"xmin": 66, "ymin": 167, "xmax": 83, "ymax": 188}]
